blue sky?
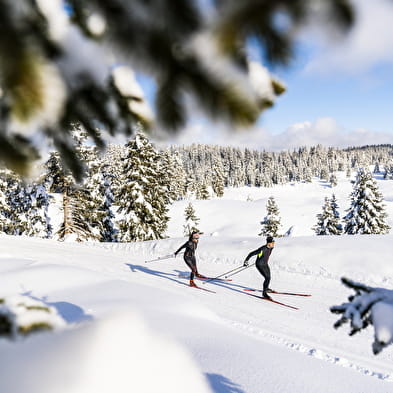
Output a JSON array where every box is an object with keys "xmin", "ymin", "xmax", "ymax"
[
  {"xmin": 150, "ymin": 0, "xmax": 393, "ymax": 150},
  {"xmin": 251, "ymin": 0, "xmax": 393, "ymax": 149},
  {"xmin": 262, "ymin": 58, "xmax": 393, "ymax": 136}
]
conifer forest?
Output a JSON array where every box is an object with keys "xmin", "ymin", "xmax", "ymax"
[{"xmin": 1, "ymin": 125, "xmax": 392, "ymax": 242}]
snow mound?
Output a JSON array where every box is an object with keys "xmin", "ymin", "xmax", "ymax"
[{"xmin": 0, "ymin": 311, "xmax": 213, "ymax": 393}]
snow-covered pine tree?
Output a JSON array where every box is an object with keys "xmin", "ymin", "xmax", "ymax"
[
  {"xmin": 211, "ymin": 153, "xmax": 225, "ymax": 197},
  {"xmin": 329, "ymin": 194, "xmax": 343, "ymax": 235},
  {"xmin": 313, "ymin": 197, "xmax": 331, "ymax": 236},
  {"xmin": 245, "ymin": 148, "xmax": 256, "ymax": 186},
  {"xmin": 7, "ymin": 179, "xmax": 30, "ymax": 236},
  {"xmin": 232, "ymin": 149, "xmax": 245, "ymax": 187},
  {"xmin": 313, "ymin": 194, "xmax": 342, "ymax": 235},
  {"xmin": 82, "ymin": 163, "xmax": 113, "ymax": 242},
  {"xmin": 44, "ymin": 152, "xmax": 67, "ymax": 193},
  {"xmin": 346, "ymin": 166, "xmax": 352, "ymax": 178},
  {"xmin": 98, "ymin": 167, "xmax": 118, "ymax": 242},
  {"xmin": 100, "ymin": 144, "xmax": 128, "ymax": 198},
  {"xmin": 259, "ymin": 196, "xmax": 282, "ymax": 237},
  {"xmin": 320, "ymin": 168, "xmax": 329, "ymax": 181},
  {"xmin": 344, "ymin": 169, "xmax": 390, "ymax": 235},
  {"xmin": 5, "ymin": 172, "xmax": 52, "ymax": 239},
  {"xmin": 56, "ymin": 183, "xmax": 97, "ymax": 242},
  {"xmin": 185, "ymin": 173, "xmax": 199, "ymax": 198},
  {"xmin": 383, "ymin": 163, "xmax": 393, "ymax": 180},
  {"xmin": 183, "ymin": 202, "xmax": 201, "ymax": 236},
  {"xmin": 0, "ymin": 170, "xmax": 19, "ymax": 234},
  {"xmin": 117, "ymin": 133, "xmax": 170, "ymax": 242},
  {"xmin": 23, "ymin": 183, "xmax": 52, "ymax": 238},
  {"xmin": 196, "ymin": 181, "xmax": 210, "ymax": 200},
  {"xmin": 169, "ymin": 150, "xmax": 187, "ymax": 200},
  {"xmin": 373, "ymin": 162, "xmax": 380, "ymax": 174},
  {"xmin": 303, "ymin": 167, "xmax": 313, "ymax": 183},
  {"xmin": 329, "ymin": 173, "xmax": 338, "ymax": 187},
  {"xmin": 55, "ymin": 125, "xmax": 102, "ymax": 242},
  {"xmin": 159, "ymin": 149, "xmax": 185, "ymax": 202}
]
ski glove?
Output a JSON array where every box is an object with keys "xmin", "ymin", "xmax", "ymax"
[{"xmin": 243, "ymin": 260, "xmax": 249, "ymax": 267}]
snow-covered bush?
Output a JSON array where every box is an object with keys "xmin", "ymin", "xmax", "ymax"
[
  {"xmin": 331, "ymin": 277, "xmax": 393, "ymax": 355},
  {"xmin": 0, "ymin": 296, "xmax": 65, "ymax": 340}
]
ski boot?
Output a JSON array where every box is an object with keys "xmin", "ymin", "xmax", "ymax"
[
  {"xmin": 195, "ymin": 273, "xmax": 206, "ymax": 279},
  {"xmin": 189, "ymin": 279, "xmax": 197, "ymax": 288},
  {"xmin": 262, "ymin": 292, "xmax": 272, "ymax": 300}
]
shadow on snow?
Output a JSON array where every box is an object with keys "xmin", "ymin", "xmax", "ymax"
[
  {"xmin": 206, "ymin": 373, "xmax": 246, "ymax": 393},
  {"xmin": 125, "ymin": 263, "xmax": 191, "ymax": 287},
  {"xmin": 125, "ymin": 263, "xmax": 263, "ymax": 297},
  {"xmin": 21, "ymin": 291, "xmax": 93, "ymax": 323}
]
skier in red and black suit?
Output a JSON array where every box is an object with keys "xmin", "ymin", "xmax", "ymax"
[
  {"xmin": 243, "ymin": 236, "xmax": 275, "ymax": 299},
  {"xmin": 174, "ymin": 232, "xmax": 204, "ymax": 287}
]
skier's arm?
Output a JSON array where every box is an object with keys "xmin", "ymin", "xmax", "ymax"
[
  {"xmin": 174, "ymin": 242, "xmax": 187, "ymax": 256},
  {"xmin": 243, "ymin": 248, "xmax": 261, "ymax": 266}
]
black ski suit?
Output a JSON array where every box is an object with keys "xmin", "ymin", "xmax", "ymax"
[
  {"xmin": 244, "ymin": 245, "xmax": 273, "ymax": 293},
  {"xmin": 175, "ymin": 240, "xmax": 199, "ymax": 280}
]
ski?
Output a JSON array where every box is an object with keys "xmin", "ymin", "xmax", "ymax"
[
  {"xmin": 190, "ymin": 284, "xmax": 216, "ymax": 293},
  {"xmin": 246, "ymin": 293, "xmax": 299, "ymax": 310},
  {"xmin": 178, "ymin": 275, "xmax": 232, "ymax": 282},
  {"xmin": 243, "ymin": 288, "xmax": 311, "ymax": 297}
]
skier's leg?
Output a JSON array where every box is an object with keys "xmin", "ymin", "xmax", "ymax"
[
  {"xmin": 256, "ymin": 264, "xmax": 271, "ymax": 298},
  {"xmin": 190, "ymin": 257, "xmax": 203, "ymax": 277},
  {"xmin": 261, "ymin": 265, "xmax": 271, "ymax": 293},
  {"xmin": 184, "ymin": 256, "xmax": 198, "ymax": 284},
  {"xmin": 185, "ymin": 257, "xmax": 206, "ymax": 278}
]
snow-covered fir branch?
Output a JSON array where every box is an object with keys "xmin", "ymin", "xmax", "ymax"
[{"xmin": 331, "ymin": 277, "xmax": 393, "ymax": 355}]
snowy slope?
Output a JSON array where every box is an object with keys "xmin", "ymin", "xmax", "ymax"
[
  {"xmin": 167, "ymin": 173, "xmax": 393, "ymax": 238},
  {"xmin": 1, "ymin": 174, "xmax": 393, "ymax": 393}
]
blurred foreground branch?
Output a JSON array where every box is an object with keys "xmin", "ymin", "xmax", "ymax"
[
  {"xmin": 331, "ymin": 277, "xmax": 393, "ymax": 355},
  {"xmin": 0, "ymin": 0, "xmax": 354, "ymax": 178}
]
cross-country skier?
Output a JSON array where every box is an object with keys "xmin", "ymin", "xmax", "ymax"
[
  {"xmin": 174, "ymin": 232, "xmax": 204, "ymax": 287},
  {"xmin": 243, "ymin": 236, "xmax": 275, "ymax": 299}
]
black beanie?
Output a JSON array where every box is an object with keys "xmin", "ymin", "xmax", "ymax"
[{"xmin": 266, "ymin": 236, "xmax": 274, "ymax": 243}]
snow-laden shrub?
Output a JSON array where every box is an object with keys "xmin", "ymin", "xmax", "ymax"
[
  {"xmin": 331, "ymin": 277, "xmax": 393, "ymax": 355},
  {"xmin": 0, "ymin": 296, "xmax": 65, "ymax": 339}
]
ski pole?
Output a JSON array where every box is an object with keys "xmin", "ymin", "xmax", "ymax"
[
  {"xmin": 145, "ymin": 254, "xmax": 175, "ymax": 263},
  {"xmin": 202, "ymin": 265, "xmax": 247, "ymax": 284},
  {"xmin": 223, "ymin": 262, "xmax": 256, "ymax": 278}
]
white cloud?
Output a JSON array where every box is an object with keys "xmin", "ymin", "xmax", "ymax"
[
  {"xmin": 302, "ymin": 0, "xmax": 393, "ymax": 75},
  {"xmin": 166, "ymin": 117, "xmax": 393, "ymax": 151},
  {"xmin": 268, "ymin": 118, "xmax": 393, "ymax": 150}
]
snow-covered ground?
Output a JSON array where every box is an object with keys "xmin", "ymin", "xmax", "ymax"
[
  {"xmin": 167, "ymin": 172, "xmax": 393, "ymax": 238},
  {"xmin": 1, "ymin": 173, "xmax": 393, "ymax": 393}
]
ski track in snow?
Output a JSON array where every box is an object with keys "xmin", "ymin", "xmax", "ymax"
[{"xmin": 225, "ymin": 318, "xmax": 393, "ymax": 382}]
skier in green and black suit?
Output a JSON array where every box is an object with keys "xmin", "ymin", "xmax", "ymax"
[{"xmin": 243, "ymin": 236, "xmax": 275, "ymax": 299}]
